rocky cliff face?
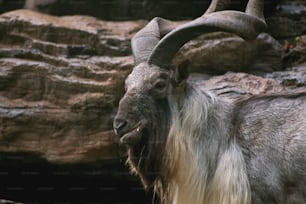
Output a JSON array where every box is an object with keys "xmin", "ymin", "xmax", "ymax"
[
  {"xmin": 0, "ymin": 9, "xmax": 138, "ymax": 164},
  {"xmin": 0, "ymin": 9, "xmax": 145, "ymax": 203},
  {"xmin": 0, "ymin": 2, "xmax": 305, "ymax": 203}
]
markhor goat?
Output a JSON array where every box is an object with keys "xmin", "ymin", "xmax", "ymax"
[{"xmin": 113, "ymin": 0, "xmax": 306, "ymax": 203}]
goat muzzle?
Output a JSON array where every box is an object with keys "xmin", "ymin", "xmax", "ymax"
[{"xmin": 113, "ymin": 118, "xmax": 146, "ymax": 146}]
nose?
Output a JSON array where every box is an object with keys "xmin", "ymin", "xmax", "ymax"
[{"xmin": 113, "ymin": 118, "xmax": 128, "ymax": 135}]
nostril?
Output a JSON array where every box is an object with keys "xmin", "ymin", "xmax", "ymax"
[{"xmin": 113, "ymin": 119, "xmax": 127, "ymax": 135}]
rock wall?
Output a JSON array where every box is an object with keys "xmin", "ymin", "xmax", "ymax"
[
  {"xmin": 0, "ymin": 9, "xmax": 138, "ymax": 164},
  {"xmin": 0, "ymin": 9, "xmax": 146, "ymax": 203}
]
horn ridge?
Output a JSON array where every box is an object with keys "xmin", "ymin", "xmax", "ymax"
[
  {"xmin": 131, "ymin": 17, "xmax": 179, "ymax": 65},
  {"xmin": 205, "ymin": 0, "xmax": 231, "ymax": 14},
  {"xmin": 246, "ymin": 0, "xmax": 265, "ymax": 23}
]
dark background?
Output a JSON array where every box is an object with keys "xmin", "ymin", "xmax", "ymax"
[{"xmin": 1, "ymin": 0, "xmax": 279, "ymax": 20}]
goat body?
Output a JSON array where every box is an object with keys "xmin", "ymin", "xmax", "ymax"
[
  {"xmin": 233, "ymin": 93, "xmax": 306, "ymax": 203},
  {"xmin": 113, "ymin": 0, "xmax": 306, "ymax": 203},
  {"xmin": 158, "ymin": 81, "xmax": 306, "ymax": 204}
]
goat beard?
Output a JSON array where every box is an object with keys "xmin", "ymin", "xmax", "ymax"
[
  {"xmin": 126, "ymin": 99, "xmax": 171, "ymax": 190},
  {"xmin": 126, "ymin": 127, "xmax": 166, "ymax": 190}
]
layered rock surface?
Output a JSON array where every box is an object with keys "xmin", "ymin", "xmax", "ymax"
[
  {"xmin": 0, "ymin": 9, "xmax": 143, "ymax": 203},
  {"xmin": 0, "ymin": 9, "xmax": 138, "ymax": 164}
]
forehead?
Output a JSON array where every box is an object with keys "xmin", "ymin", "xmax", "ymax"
[{"xmin": 125, "ymin": 63, "xmax": 168, "ymax": 88}]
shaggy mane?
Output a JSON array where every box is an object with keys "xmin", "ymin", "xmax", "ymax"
[{"xmin": 154, "ymin": 84, "xmax": 251, "ymax": 204}]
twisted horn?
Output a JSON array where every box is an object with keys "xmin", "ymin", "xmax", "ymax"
[
  {"xmin": 131, "ymin": 18, "xmax": 177, "ymax": 65},
  {"xmin": 246, "ymin": 0, "xmax": 265, "ymax": 23},
  {"xmin": 131, "ymin": 0, "xmax": 232, "ymax": 65},
  {"xmin": 148, "ymin": 0, "xmax": 266, "ymax": 68},
  {"xmin": 205, "ymin": 0, "xmax": 231, "ymax": 14}
]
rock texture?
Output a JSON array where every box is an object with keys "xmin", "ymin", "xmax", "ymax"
[
  {"xmin": 265, "ymin": 35, "xmax": 306, "ymax": 92},
  {"xmin": 175, "ymin": 32, "xmax": 285, "ymax": 75},
  {"xmin": 0, "ymin": 9, "xmax": 141, "ymax": 164},
  {"xmin": 267, "ymin": 0, "xmax": 306, "ymax": 39},
  {"xmin": 0, "ymin": 9, "xmax": 145, "ymax": 203},
  {"xmin": 0, "ymin": 4, "xmax": 305, "ymax": 203}
]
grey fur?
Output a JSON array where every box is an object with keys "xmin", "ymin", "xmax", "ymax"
[{"xmin": 232, "ymin": 94, "xmax": 306, "ymax": 203}]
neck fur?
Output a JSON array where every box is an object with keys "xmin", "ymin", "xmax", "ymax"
[{"xmin": 155, "ymin": 84, "xmax": 251, "ymax": 204}]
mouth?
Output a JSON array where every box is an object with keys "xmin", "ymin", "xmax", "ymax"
[
  {"xmin": 120, "ymin": 123, "xmax": 144, "ymax": 146},
  {"xmin": 119, "ymin": 122, "xmax": 148, "ymax": 167},
  {"xmin": 119, "ymin": 124, "xmax": 159, "ymax": 189}
]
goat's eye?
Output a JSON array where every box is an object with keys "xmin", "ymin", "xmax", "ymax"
[{"xmin": 153, "ymin": 80, "xmax": 167, "ymax": 91}]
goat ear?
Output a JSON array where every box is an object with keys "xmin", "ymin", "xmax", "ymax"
[{"xmin": 172, "ymin": 59, "xmax": 190, "ymax": 85}]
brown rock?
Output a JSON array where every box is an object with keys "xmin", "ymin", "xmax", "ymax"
[
  {"xmin": 267, "ymin": 35, "xmax": 306, "ymax": 92},
  {"xmin": 0, "ymin": 10, "xmax": 141, "ymax": 164},
  {"xmin": 175, "ymin": 32, "xmax": 285, "ymax": 75},
  {"xmin": 0, "ymin": 10, "xmax": 147, "ymax": 202},
  {"xmin": 283, "ymin": 35, "xmax": 306, "ymax": 68},
  {"xmin": 193, "ymin": 72, "xmax": 287, "ymax": 101}
]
